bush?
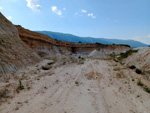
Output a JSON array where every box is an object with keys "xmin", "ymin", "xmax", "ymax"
[
  {"xmin": 135, "ymin": 69, "xmax": 142, "ymax": 74},
  {"xmin": 75, "ymin": 81, "xmax": 79, "ymax": 86},
  {"xmin": 144, "ymin": 87, "xmax": 150, "ymax": 93},
  {"xmin": 17, "ymin": 80, "xmax": 24, "ymax": 91},
  {"xmin": 129, "ymin": 65, "xmax": 136, "ymax": 69},
  {"xmin": 137, "ymin": 79, "xmax": 144, "ymax": 86},
  {"xmin": 95, "ymin": 42, "xmax": 102, "ymax": 45},
  {"xmin": 63, "ymin": 61, "xmax": 66, "ymax": 65},
  {"xmin": 119, "ymin": 49, "xmax": 138, "ymax": 59},
  {"xmin": 0, "ymin": 88, "xmax": 9, "ymax": 99},
  {"xmin": 81, "ymin": 57, "xmax": 84, "ymax": 60}
]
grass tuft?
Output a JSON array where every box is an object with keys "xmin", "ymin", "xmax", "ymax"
[{"xmin": 137, "ymin": 79, "xmax": 144, "ymax": 86}]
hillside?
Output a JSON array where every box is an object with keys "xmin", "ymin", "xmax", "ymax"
[
  {"xmin": 0, "ymin": 13, "xmax": 150, "ymax": 113},
  {"xmin": 36, "ymin": 31, "xmax": 148, "ymax": 48},
  {"xmin": 15, "ymin": 25, "xmax": 130, "ymax": 55},
  {"xmin": 0, "ymin": 13, "xmax": 39, "ymax": 74},
  {"xmin": 124, "ymin": 47, "xmax": 150, "ymax": 77}
]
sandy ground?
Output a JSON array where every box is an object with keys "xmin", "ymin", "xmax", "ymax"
[{"xmin": 0, "ymin": 57, "xmax": 150, "ymax": 113}]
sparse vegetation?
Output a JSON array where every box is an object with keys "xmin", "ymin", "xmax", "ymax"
[
  {"xmin": 137, "ymin": 79, "xmax": 144, "ymax": 87},
  {"xmin": 63, "ymin": 61, "xmax": 66, "ymax": 65},
  {"xmin": 110, "ymin": 52, "xmax": 116, "ymax": 59},
  {"xmin": 0, "ymin": 88, "xmax": 9, "ymax": 100},
  {"xmin": 17, "ymin": 102, "xmax": 22, "ymax": 104},
  {"xmin": 16, "ymin": 80, "xmax": 24, "ymax": 92},
  {"xmin": 95, "ymin": 42, "xmax": 102, "ymax": 45},
  {"xmin": 79, "ymin": 61, "xmax": 84, "ymax": 64},
  {"xmin": 144, "ymin": 87, "xmax": 150, "ymax": 93},
  {"xmin": 53, "ymin": 57, "xmax": 57, "ymax": 63},
  {"xmin": 137, "ymin": 79, "xmax": 150, "ymax": 94},
  {"xmin": 119, "ymin": 49, "xmax": 138, "ymax": 59},
  {"xmin": 75, "ymin": 81, "xmax": 79, "ymax": 86},
  {"xmin": 129, "ymin": 65, "xmax": 136, "ymax": 69},
  {"xmin": 78, "ymin": 56, "xmax": 85, "ymax": 64},
  {"xmin": 113, "ymin": 68, "xmax": 120, "ymax": 71}
]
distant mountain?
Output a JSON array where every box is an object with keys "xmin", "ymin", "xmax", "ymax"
[{"xmin": 35, "ymin": 31, "xmax": 148, "ymax": 48}]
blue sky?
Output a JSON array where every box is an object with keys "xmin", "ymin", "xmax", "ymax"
[{"xmin": 0, "ymin": 0, "xmax": 150, "ymax": 44}]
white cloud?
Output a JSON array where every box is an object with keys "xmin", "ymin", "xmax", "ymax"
[
  {"xmin": 51, "ymin": 6, "xmax": 62, "ymax": 16},
  {"xmin": 63, "ymin": 8, "xmax": 66, "ymax": 11},
  {"xmin": 74, "ymin": 10, "xmax": 96, "ymax": 18},
  {"xmin": 81, "ymin": 9, "xmax": 87, "ymax": 13},
  {"xmin": 7, "ymin": 16, "xmax": 12, "ymax": 20},
  {"xmin": 0, "ymin": 7, "xmax": 2, "ymax": 10},
  {"xmin": 87, "ymin": 13, "xmax": 96, "ymax": 18},
  {"xmin": 26, "ymin": 0, "xmax": 41, "ymax": 12},
  {"xmin": 87, "ymin": 13, "xmax": 93, "ymax": 16}
]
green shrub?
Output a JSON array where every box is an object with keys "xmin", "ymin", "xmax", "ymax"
[
  {"xmin": 79, "ymin": 61, "xmax": 84, "ymax": 64},
  {"xmin": 81, "ymin": 57, "xmax": 84, "ymax": 60},
  {"xmin": 95, "ymin": 42, "xmax": 102, "ymax": 45},
  {"xmin": 135, "ymin": 69, "xmax": 142, "ymax": 74},
  {"xmin": 75, "ymin": 81, "xmax": 79, "ymax": 86},
  {"xmin": 17, "ymin": 80, "xmax": 24, "ymax": 90},
  {"xmin": 119, "ymin": 49, "xmax": 138, "ymax": 59},
  {"xmin": 144, "ymin": 87, "xmax": 150, "ymax": 93},
  {"xmin": 0, "ymin": 88, "xmax": 9, "ymax": 99},
  {"xmin": 137, "ymin": 79, "xmax": 144, "ymax": 86},
  {"xmin": 129, "ymin": 65, "xmax": 136, "ymax": 69},
  {"xmin": 63, "ymin": 61, "xmax": 66, "ymax": 65}
]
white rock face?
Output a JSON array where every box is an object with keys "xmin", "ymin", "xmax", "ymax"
[
  {"xmin": 0, "ymin": 13, "xmax": 39, "ymax": 74},
  {"xmin": 88, "ymin": 50, "xmax": 108, "ymax": 58},
  {"xmin": 124, "ymin": 47, "xmax": 150, "ymax": 75}
]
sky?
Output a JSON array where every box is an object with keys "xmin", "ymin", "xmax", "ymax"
[{"xmin": 0, "ymin": 0, "xmax": 150, "ymax": 44}]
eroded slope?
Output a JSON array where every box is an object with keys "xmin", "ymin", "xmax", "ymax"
[{"xmin": 0, "ymin": 13, "xmax": 39, "ymax": 74}]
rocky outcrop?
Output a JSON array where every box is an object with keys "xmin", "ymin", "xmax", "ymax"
[
  {"xmin": 15, "ymin": 25, "xmax": 130, "ymax": 55},
  {"xmin": 0, "ymin": 13, "xmax": 39, "ymax": 74}
]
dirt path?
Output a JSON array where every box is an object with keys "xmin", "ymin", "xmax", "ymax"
[{"xmin": 0, "ymin": 59, "xmax": 150, "ymax": 113}]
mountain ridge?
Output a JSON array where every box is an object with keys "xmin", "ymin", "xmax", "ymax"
[{"xmin": 36, "ymin": 31, "xmax": 148, "ymax": 48}]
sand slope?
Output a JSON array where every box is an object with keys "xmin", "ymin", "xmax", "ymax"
[{"xmin": 0, "ymin": 58, "xmax": 150, "ymax": 113}]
